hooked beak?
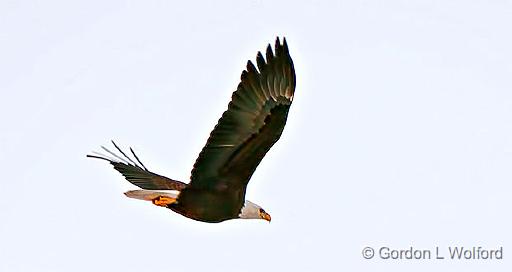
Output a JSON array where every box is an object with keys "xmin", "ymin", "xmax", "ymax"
[{"xmin": 261, "ymin": 212, "xmax": 271, "ymax": 222}]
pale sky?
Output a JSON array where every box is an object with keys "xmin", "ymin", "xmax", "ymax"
[{"xmin": 1, "ymin": 1, "xmax": 511, "ymax": 271}]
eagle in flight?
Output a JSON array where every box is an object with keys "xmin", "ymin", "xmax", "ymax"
[{"xmin": 88, "ymin": 37, "xmax": 296, "ymax": 223}]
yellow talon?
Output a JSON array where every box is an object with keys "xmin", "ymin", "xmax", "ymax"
[{"xmin": 152, "ymin": 196, "xmax": 177, "ymax": 207}]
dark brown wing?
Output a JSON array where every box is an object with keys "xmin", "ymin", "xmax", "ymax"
[
  {"xmin": 88, "ymin": 141, "xmax": 187, "ymax": 191},
  {"xmin": 188, "ymin": 37, "xmax": 295, "ymax": 191}
]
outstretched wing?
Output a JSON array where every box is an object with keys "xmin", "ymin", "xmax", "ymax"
[
  {"xmin": 88, "ymin": 141, "xmax": 187, "ymax": 191},
  {"xmin": 189, "ymin": 37, "xmax": 295, "ymax": 191}
]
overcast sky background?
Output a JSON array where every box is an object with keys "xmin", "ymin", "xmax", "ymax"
[{"xmin": 1, "ymin": 1, "xmax": 511, "ymax": 271}]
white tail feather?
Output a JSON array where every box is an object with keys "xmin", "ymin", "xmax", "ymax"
[{"xmin": 124, "ymin": 190, "xmax": 179, "ymax": 201}]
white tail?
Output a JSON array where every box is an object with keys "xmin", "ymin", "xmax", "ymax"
[{"xmin": 124, "ymin": 190, "xmax": 179, "ymax": 201}]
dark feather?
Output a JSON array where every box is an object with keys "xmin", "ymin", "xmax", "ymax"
[
  {"xmin": 189, "ymin": 37, "xmax": 295, "ymax": 191},
  {"xmin": 87, "ymin": 142, "xmax": 187, "ymax": 191}
]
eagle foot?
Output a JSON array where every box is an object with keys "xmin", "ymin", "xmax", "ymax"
[{"xmin": 152, "ymin": 196, "xmax": 176, "ymax": 207}]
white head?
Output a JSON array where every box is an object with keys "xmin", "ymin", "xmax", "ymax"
[{"xmin": 239, "ymin": 200, "xmax": 271, "ymax": 222}]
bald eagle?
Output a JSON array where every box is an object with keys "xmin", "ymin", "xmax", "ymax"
[{"xmin": 88, "ymin": 37, "xmax": 295, "ymax": 223}]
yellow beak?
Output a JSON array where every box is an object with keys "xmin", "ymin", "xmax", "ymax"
[{"xmin": 261, "ymin": 212, "xmax": 271, "ymax": 222}]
